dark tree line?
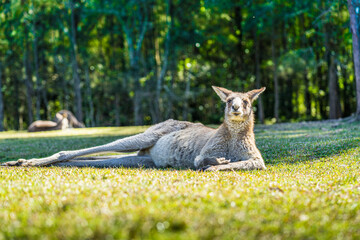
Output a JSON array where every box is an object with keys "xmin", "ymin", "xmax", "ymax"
[{"xmin": 0, "ymin": 0, "xmax": 359, "ymax": 130}]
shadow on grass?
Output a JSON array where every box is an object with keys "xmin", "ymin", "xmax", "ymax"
[{"xmin": 258, "ymin": 123, "xmax": 360, "ymax": 166}]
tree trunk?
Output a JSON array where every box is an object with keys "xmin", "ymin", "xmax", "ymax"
[
  {"xmin": 70, "ymin": 0, "xmax": 83, "ymax": 122},
  {"xmin": 284, "ymin": 76, "xmax": 293, "ymax": 119},
  {"xmin": 182, "ymin": 74, "xmax": 190, "ymax": 121},
  {"xmin": 315, "ymin": 28, "xmax": 326, "ymax": 118},
  {"xmin": 42, "ymin": 83, "xmax": 49, "ymax": 120},
  {"xmin": 300, "ymin": 12, "xmax": 311, "ymax": 118},
  {"xmin": 128, "ymin": 36, "xmax": 142, "ymax": 125},
  {"xmin": 153, "ymin": 27, "xmax": 162, "ymax": 123},
  {"xmin": 133, "ymin": 89, "xmax": 143, "ymax": 125},
  {"xmin": 85, "ymin": 64, "xmax": 95, "ymax": 127},
  {"xmin": 328, "ymin": 56, "xmax": 342, "ymax": 119},
  {"xmin": 130, "ymin": 46, "xmax": 143, "ymax": 125},
  {"xmin": 182, "ymin": 61, "xmax": 190, "ymax": 121},
  {"xmin": 254, "ymin": 28, "xmax": 264, "ymax": 123},
  {"xmin": 152, "ymin": 0, "xmax": 172, "ymax": 123},
  {"xmin": 305, "ymin": 72, "xmax": 311, "ymax": 117},
  {"xmin": 323, "ymin": 15, "xmax": 342, "ymax": 119},
  {"xmin": 166, "ymin": 59, "xmax": 176, "ymax": 119},
  {"xmin": 115, "ymin": 93, "xmax": 120, "ymax": 126},
  {"xmin": 347, "ymin": 0, "xmax": 360, "ymax": 120},
  {"xmin": 54, "ymin": 54, "xmax": 69, "ymax": 110},
  {"xmin": 121, "ymin": 7, "xmax": 148, "ymax": 126},
  {"xmin": 342, "ymin": 62, "xmax": 352, "ymax": 116},
  {"xmin": 32, "ymin": 16, "xmax": 41, "ymax": 120},
  {"xmin": 0, "ymin": 61, "xmax": 4, "ymax": 131},
  {"xmin": 108, "ymin": 15, "xmax": 120, "ymax": 126},
  {"xmin": 23, "ymin": 41, "xmax": 34, "ymax": 125},
  {"xmin": 165, "ymin": 0, "xmax": 176, "ymax": 120},
  {"xmin": 234, "ymin": 5, "xmax": 244, "ymax": 84},
  {"xmin": 14, "ymin": 72, "xmax": 20, "ymax": 130},
  {"xmin": 129, "ymin": 42, "xmax": 143, "ymax": 125},
  {"xmin": 324, "ymin": 22, "xmax": 337, "ymax": 119},
  {"xmin": 271, "ymin": 21, "xmax": 279, "ymax": 122}
]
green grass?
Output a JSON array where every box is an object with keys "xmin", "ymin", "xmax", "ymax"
[{"xmin": 0, "ymin": 121, "xmax": 359, "ymax": 239}]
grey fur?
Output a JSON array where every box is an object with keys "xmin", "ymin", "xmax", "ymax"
[{"xmin": 2, "ymin": 86, "xmax": 266, "ymax": 171}]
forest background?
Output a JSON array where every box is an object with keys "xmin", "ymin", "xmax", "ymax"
[{"xmin": 0, "ymin": 0, "xmax": 359, "ymax": 130}]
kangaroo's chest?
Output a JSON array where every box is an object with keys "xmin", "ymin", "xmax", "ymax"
[
  {"xmin": 150, "ymin": 124, "xmax": 214, "ymax": 168},
  {"xmin": 227, "ymin": 137, "xmax": 252, "ymax": 161}
]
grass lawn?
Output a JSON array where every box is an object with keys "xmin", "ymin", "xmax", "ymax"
[{"xmin": 0, "ymin": 120, "xmax": 359, "ymax": 239}]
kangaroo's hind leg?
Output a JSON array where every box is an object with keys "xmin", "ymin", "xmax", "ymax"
[
  {"xmin": 51, "ymin": 154, "xmax": 156, "ymax": 168},
  {"xmin": 2, "ymin": 119, "xmax": 192, "ymax": 167}
]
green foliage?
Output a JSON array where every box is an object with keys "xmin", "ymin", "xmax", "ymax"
[
  {"xmin": 0, "ymin": 0, "xmax": 358, "ymax": 129},
  {"xmin": 0, "ymin": 121, "xmax": 359, "ymax": 239}
]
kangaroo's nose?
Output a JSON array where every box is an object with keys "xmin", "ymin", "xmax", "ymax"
[{"xmin": 232, "ymin": 104, "xmax": 240, "ymax": 111}]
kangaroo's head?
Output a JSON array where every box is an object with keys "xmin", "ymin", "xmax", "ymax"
[
  {"xmin": 55, "ymin": 112, "xmax": 65, "ymax": 121},
  {"xmin": 55, "ymin": 112, "xmax": 69, "ymax": 130},
  {"xmin": 212, "ymin": 86, "xmax": 266, "ymax": 123}
]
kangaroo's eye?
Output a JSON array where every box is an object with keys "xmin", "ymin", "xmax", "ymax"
[
  {"xmin": 227, "ymin": 99, "xmax": 233, "ymax": 104},
  {"xmin": 243, "ymin": 100, "xmax": 248, "ymax": 106}
]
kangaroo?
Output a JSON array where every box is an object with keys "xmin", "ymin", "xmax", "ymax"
[
  {"xmin": 28, "ymin": 113, "xmax": 69, "ymax": 132},
  {"xmin": 53, "ymin": 110, "xmax": 85, "ymax": 128},
  {"xmin": 3, "ymin": 86, "xmax": 266, "ymax": 171}
]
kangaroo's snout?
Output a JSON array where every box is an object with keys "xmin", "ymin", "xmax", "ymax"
[
  {"xmin": 232, "ymin": 104, "xmax": 240, "ymax": 111},
  {"xmin": 229, "ymin": 97, "xmax": 244, "ymax": 117}
]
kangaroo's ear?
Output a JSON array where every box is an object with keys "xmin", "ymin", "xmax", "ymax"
[
  {"xmin": 247, "ymin": 87, "xmax": 266, "ymax": 102},
  {"xmin": 55, "ymin": 113, "xmax": 63, "ymax": 120},
  {"xmin": 212, "ymin": 86, "xmax": 232, "ymax": 102}
]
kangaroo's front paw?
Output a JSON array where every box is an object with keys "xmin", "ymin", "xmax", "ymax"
[
  {"xmin": 2, "ymin": 159, "xmax": 33, "ymax": 167},
  {"xmin": 202, "ymin": 165, "xmax": 220, "ymax": 171},
  {"xmin": 216, "ymin": 158, "xmax": 231, "ymax": 165},
  {"xmin": 198, "ymin": 165, "xmax": 212, "ymax": 172}
]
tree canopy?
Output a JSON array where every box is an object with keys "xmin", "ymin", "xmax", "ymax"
[{"xmin": 0, "ymin": 0, "xmax": 359, "ymax": 130}]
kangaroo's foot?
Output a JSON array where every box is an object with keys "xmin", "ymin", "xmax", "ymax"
[
  {"xmin": 2, "ymin": 152, "xmax": 69, "ymax": 167},
  {"xmin": 2, "ymin": 158, "xmax": 50, "ymax": 167},
  {"xmin": 1, "ymin": 159, "xmax": 31, "ymax": 167}
]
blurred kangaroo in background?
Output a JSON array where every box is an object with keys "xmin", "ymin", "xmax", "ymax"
[
  {"xmin": 54, "ymin": 110, "xmax": 85, "ymax": 128},
  {"xmin": 4, "ymin": 86, "xmax": 266, "ymax": 171},
  {"xmin": 28, "ymin": 112, "xmax": 69, "ymax": 132}
]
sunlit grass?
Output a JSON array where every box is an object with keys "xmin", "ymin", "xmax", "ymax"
[
  {"xmin": 0, "ymin": 120, "xmax": 359, "ymax": 239},
  {"xmin": 0, "ymin": 126, "xmax": 148, "ymax": 139}
]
